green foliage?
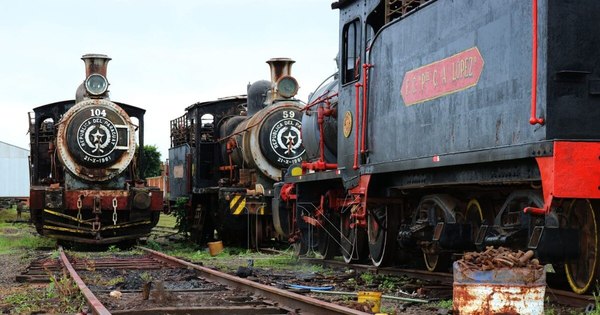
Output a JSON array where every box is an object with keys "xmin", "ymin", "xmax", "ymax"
[
  {"xmin": 107, "ymin": 245, "xmax": 121, "ymax": 253},
  {"xmin": 140, "ymin": 272, "xmax": 153, "ymax": 282},
  {"xmin": 4, "ymin": 272, "xmax": 85, "ymax": 313},
  {"xmin": 378, "ymin": 278, "xmax": 397, "ymax": 291},
  {"xmin": 105, "ymin": 276, "xmax": 125, "ymax": 287},
  {"xmin": 360, "ymin": 272, "xmax": 375, "ymax": 285},
  {"xmin": 140, "ymin": 145, "xmax": 162, "ymax": 178},
  {"xmin": 437, "ymin": 299, "xmax": 453, "ymax": 309},
  {"xmin": 145, "ymin": 239, "xmax": 162, "ymax": 251},
  {"xmin": 590, "ymin": 285, "xmax": 600, "ymax": 315},
  {"xmin": 173, "ymin": 197, "xmax": 190, "ymax": 235}
]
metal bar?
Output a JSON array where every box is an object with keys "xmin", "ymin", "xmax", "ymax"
[
  {"xmin": 139, "ymin": 247, "xmax": 369, "ymax": 315},
  {"xmin": 529, "ymin": 0, "xmax": 544, "ymax": 125},
  {"xmin": 58, "ymin": 246, "xmax": 111, "ymax": 315}
]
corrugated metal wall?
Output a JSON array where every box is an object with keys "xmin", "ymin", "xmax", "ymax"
[{"xmin": 0, "ymin": 141, "xmax": 29, "ymax": 197}]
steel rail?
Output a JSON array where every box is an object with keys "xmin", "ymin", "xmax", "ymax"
[
  {"xmin": 58, "ymin": 246, "xmax": 111, "ymax": 315},
  {"xmin": 139, "ymin": 246, "xmax": 369, "ymax": 315}
]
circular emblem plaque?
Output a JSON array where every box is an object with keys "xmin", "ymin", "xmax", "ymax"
[
  {"xmin": 269, "ymin": 116, "xmax": 304, "ymax": 163},
  {"xmin": 77, "ymin": 116, "xmax": 118, "ymax": 160},
  {"xmin": 343, "ymin": 111, "xmax": 353, "ymax": 138}
]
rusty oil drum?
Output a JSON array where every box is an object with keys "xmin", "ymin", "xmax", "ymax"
[{"xmin": 453, "ymin": 261, "xmax": 546, "ymax": 314}]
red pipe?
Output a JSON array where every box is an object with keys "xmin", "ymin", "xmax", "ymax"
[
  {"xmin": 530, "ymin": 0, "xmax": 544, "ymax": 125},
  {"xmin": 361, "ymin": 64, "xmax": 373, "ymax": 153},
  {"xmin": 318, "ymin": 106, "xmax": 326, "ymax": 162},
  {"xmin": 354, "ymin": 82, "xmax": 362, "ymax": 170}
]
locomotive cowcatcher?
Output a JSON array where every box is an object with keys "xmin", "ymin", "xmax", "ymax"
[
  {"xmin": 275, "ymin": 0, "xmax": 600, "ymax": 294},
  {"xmin": 29, "ymin": 54, "xmax": 163, "ymax": 244},
  {"xmin": 169, "ymin": 58, "xmax": 306, "ymax": 248}
]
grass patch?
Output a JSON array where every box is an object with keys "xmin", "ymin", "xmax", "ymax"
[
  {"xmin": 157, "ymin": 213, "xmax": 177, "ymax": 228},
  {"xmin": 2, "ymin": 271, "xmax": 85, "ymax": 313},
  {"xmin": 160, "ymin": 242, "xmax": 324, "ymax": 273},
  {"xmin": 0, "ymin": 208, "xmax": 55, "ymax": 254}
]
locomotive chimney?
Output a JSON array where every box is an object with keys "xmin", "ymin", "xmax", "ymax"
[
  {"xmin": 266, "ymin": 58, "xmax": 295, "ymax": 83},
  {"xmin": 81, "ymin": 53, "xmax": 111, "ymax": 77}
]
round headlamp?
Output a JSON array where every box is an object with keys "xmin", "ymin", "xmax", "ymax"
[
  {"xmin": 85, "ymin": 74, "xmax": 108, "ymax": 96},
  {"xmin": 276, "ymin": 76, "xmax": 299, "ymax": 98}
]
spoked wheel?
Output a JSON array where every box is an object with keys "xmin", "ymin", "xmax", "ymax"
[
  {"xmin": 565, "ymin": 199, "xmax": 600, "ymax": 294},
  {"xmin": 317, "ymin": 212, "xmax": 340, "ymax": 259},
  {"xmin": 368, "ymin": 205, "xmax": 398, "ymax": 266},
  {"xmin": 464, "ymin": 199, "xmax": 494, "ymax": 243},
  {"xmin": 417, "ymin": 197, "xmax": 453, "ymax": 272},
  {"xmin": 294, "ymin": 204, "xmax": 318, "ymax": 257},
  {"xmin": 341, "ymin": 206, "xmax": 367, "ymax": 263},
  {"xmin": 422, "ymin": 248, "xmax": 450, "ymax": 272}
]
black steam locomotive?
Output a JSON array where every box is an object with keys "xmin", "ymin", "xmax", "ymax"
[
  {"xmin": 274, "ymin": 0, "xmax": 600, "ymax": 294},
  {"xmin": 168, "ymin": 58, "xmax": 306, "ymax": 247},
  {"xmin": 29, "ymin": 54, "xmax": 163, "ymax": 244}
]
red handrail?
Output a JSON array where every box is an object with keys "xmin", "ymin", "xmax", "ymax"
[
  {"xmin": 354, "ymin": 82, "xmax": 362, "ymax": 170},
  {"xmin": 361, "ymin": 63, "xmax": 373, "ymax": 153},
  {"xmin": 530, "ymin": 0, "xmax": 544, "ymax": 125}
]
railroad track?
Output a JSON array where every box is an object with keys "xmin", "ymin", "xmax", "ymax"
[
  {"xmin": 299, "ymin": 258, "xmax": 596, "ymax": 309},
  {"xmin": 46, "ymin": 246, "xmax": 370, "ymax": 315}
]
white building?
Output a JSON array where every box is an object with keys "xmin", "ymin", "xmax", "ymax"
[{"xmin": 0, "ymin": 141, "xmax": 29, "ymax": 197}]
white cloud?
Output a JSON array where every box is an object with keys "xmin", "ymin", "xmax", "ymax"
[{"xmin": 0, "ymin": 1, "xmax": 339, "ymax": 160}]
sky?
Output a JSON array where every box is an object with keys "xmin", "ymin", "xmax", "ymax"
[{"xmin": 0, "ymin": 0, "xmax": 340, "ymax": 159}]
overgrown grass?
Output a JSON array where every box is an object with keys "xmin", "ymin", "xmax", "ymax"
[
  {"xmin": 2, "ymin": 271, "xmax": 85, "ymax": 313},
  {"xmin": 0, "ymin": 208, "xmax": 55, "ymax": 254}
]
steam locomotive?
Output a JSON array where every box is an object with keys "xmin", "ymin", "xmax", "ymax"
[
  {"xmin": 168, "ymin": 58, "xmax": 305, "ymax": 247},
  {"xmin": 29, "ymin": 54, "xmax": 163, "ymax": 244},
  {"xmin": 273, "ymin": 0, "xmax": 600, "ymax": 294}
]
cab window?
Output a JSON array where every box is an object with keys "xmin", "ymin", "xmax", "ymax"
[{"xmin": 342, "ymin": 19, "xmax": 362, "ymax": 84}]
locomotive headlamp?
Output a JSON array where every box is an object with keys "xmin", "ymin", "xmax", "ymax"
[
  {"xmin": 85, "ymin": 74, "xmax": 109, "ymax": 96},
  {"xmin": 276, "ymin": 76, "xmax": 299, "ymax": 98}
]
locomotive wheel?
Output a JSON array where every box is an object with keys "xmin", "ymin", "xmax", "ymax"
[
  {"xmin": 421, "ymin": 201, "xmax": 451, "ymax": 272},
  {"xmin": 340, "ymin": 206, "xmax": 367, "ymax": 263},
  {"xmin": 368, "ymin": 205, "xmax": 397, "ymax": 266},
  {"xmin": 464, "ymin": 199, "xmax": 493, "ymax": 243},
  {"xmin": 565, "ymin": 199, "xmax": 600, "ymax": 294},
  {"xmin": 294, "ymin": 204, "xmax": 318, "ymax": 256},
  {"xmin": 318, "ymin": 212, "xmax": 340, "ymax": 259}
]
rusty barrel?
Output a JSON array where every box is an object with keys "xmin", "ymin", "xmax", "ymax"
[{"xmin": 453, "ymin": 261, "xmax": 546, "ymax": 314}]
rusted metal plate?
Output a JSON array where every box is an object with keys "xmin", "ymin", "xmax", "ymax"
[
  {"xmin": 65, "ymin": 190, "xmax": 129, "ymax": 210},
  {"xmin": 453, "ymin": 261, "xmax": 546, "ymax": 315}
]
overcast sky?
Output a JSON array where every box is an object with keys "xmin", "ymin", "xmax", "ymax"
[{"xmin": 0, "ymin": 0, "xmax": 339, "ymax": 159}]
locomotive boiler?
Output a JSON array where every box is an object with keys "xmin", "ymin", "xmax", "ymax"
[
  {"xmin": 275, "ymin": 0, "xmax": 600, "ymax": 294},
  {"xmin": 29, "ymin": 54, "xmax": 163, "ymax": 244},
  {"xmin": 168, "ymin": 58, "xmax": 306, "ymax": 247}
]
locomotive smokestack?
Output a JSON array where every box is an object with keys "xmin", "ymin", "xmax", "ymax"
[
  {"xmin": 266, "ymin": 58, "xmax": 299, "ymax": 99},
  {"xmin": 76, "ymin": 54, "xmax": 112, "ymax": 102},
  {"xmin": 266, "ymin": 58, "xmax": 295, "ymax": 83},
  {"xmin": 81, "ymin": 54, "xmax": 111, "ymax": 77}
]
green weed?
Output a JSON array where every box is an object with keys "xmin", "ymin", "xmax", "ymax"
[
  {"xmin": 360, "ymin": 272, "xmax": 375, "ymax": 285},
  {"xmin": 437, "ymin": 299, "xmax": 453, "ymax": 309}
]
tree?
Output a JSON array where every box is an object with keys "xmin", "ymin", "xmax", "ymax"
[{"xmin": 140, "ymin": 145, "xmax": 162, "ymax": 178}]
